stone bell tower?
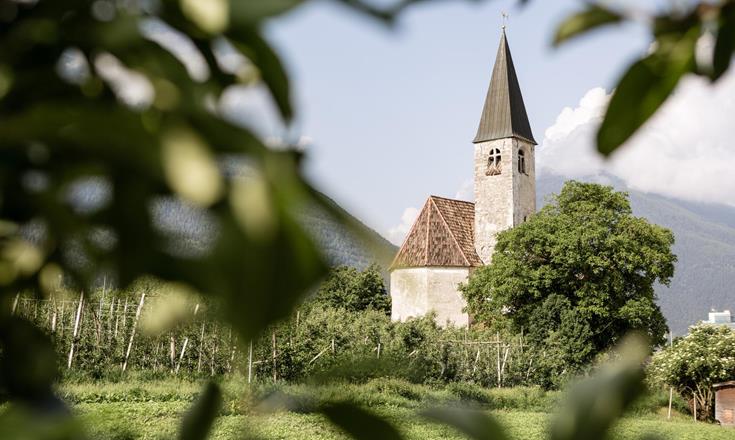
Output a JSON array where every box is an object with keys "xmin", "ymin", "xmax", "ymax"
[{"xmin": 473, "ymin": 29, "xmax": 537, "ymax": 264}]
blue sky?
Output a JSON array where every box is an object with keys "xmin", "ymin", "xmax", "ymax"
[{"xmin": 255, "ymin": 0, "xmax": 734, "ymax": 242}]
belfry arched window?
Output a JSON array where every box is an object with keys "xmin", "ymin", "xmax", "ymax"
[
  {"xmin": 518, "ymin": 149, "xmax": 526, "ymax": 174},
  {"xmin": 486, "ymin": 148, "xmax": 502, "ymax": 176}
]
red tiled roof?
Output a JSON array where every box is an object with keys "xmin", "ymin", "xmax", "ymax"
[{"xmin": 390, "ymin": 196, "xmax": 483, "ymax": 269}]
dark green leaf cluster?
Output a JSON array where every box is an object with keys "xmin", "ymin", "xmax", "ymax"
[
  {"xmin": 311, "ymin": 265, "xmax": 391, "ymax": 315},
  {"xmin": 0, "ymin": 0, "xmax": 337, "ymax": 419},
  {"xmin": 462, "ymin": 181, "xmax": 676, "ymax": 387}
]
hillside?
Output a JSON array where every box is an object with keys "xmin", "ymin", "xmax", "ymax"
[
  {"xmin": 314, "ymin": 174, "xmax": 735, "ymax": 335},
  {"xmin": 62, "ymin": 178, "xmax": 397, "ymax": 277},
  {"xmin": 300, "ymin": 195, "xmax": 397, "ymax": 272},
  {"xmin": 64, "ymin": 174, "xmax": 731, "ymax": 335},
  {"xmin": 537, "ymin": 173, "xmax": 735, "ymax": 336}
]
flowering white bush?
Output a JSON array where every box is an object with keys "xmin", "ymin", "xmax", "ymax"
[{"xmin": 648, "ymin": 324, "xmax": 735, "ymax": 420}]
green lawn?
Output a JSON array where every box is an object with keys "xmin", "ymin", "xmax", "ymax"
[{"xmin": 53, "ymin": 378, "xmax": 735, "ymax": 439}]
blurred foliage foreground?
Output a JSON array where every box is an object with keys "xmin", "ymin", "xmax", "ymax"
[{"xmin": 2, "ymin": 0, "xmax": 735, "ymax": 439}]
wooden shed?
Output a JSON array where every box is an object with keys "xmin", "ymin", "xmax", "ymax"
[{"xmin": 714, "ymin": 381, "xmax": 735, "ymax": 426}]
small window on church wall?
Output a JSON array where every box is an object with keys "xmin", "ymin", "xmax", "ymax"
[
  {"xmin": 486, "ymin": 148, "xmax": 501, "ymax": 176},
  {"xmin": 518, "ymin": 150, "xmax": 526, "ymax": 174}
]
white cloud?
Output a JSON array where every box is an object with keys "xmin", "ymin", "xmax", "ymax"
[
  {"xmin": 388, "ymin": 179, "xmax": 471, "ymax": 245},
  {"xmin": 454, "ymin": 179, "xmax": 473, "ymax": 201},
  {"xmin": 538, "ymin": 70, "xmax": 735, "ymax": 207},
  {"xmin": 387, "ymin": 206, "xmax": 419, "ymax": 246}
]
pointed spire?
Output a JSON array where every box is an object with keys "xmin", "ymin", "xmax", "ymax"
[{"xmin": 473, "ymin": 30, "xmax": 536, "ymax": 145}]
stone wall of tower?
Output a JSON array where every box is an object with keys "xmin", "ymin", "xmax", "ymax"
[
  {"xmin": 474, "ymin": 137, "xmax": 535, "ymax": 264},
  {"xmin": 514, "ymin": 139, "xmax": 536, "ymax": 226}
]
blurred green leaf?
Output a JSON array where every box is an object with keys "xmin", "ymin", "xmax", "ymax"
[
  {"xmin": 0, "ymin": 406, "xmax": 82, "ymax": 440},
  {"xmin": 422, "ymin": 407, "xmax": 510, "ymax": 440},
  {"xmin": 179, "ymin": 382, "xmax": 223, "ymax": 440},
  {"xmin": 322, "ymin": 402, "xmax": 403, "ymax": 440},
  {"xmin": 596, "ymin": 27, "xmax": 699, "ymax": 156},
  {"xmin": 549, "ymin": 334, "xmax": 649, "ymax": 440},
  {"xmin": 229, "ymin": 0, "xmax": 304, "ymax": 26},
  {"xmin": 228, "ymin": 27, "xmax": 293, "ymax": 122},
  {"xmin": 0, "ymin": 317, "xmax": 59, "ymax": 406},
  {"xmin": 553, "ymin": 5, "xmax": 622, "ymax": 47},
  {"xmin": 652, "ymin": 10, "xmax": 699, "ymax": 39},
  {"xmin": 713, "ymin": 4, "xmax": 735, "ymax": 80}
]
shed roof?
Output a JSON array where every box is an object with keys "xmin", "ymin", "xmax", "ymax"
[
  {"xmin": 714, "ymin": 381, "xmax": 735, "ymax": 389},
  {"xmin": 390, "ymin": 196, "xmax": 482, "ymax": 269},
  {"xmin": 473, "ymin": 30, "xmax": 536, "ymax": 145}
]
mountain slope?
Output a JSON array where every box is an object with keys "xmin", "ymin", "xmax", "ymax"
[
  {"xmin": 301, "ymin": 194, "xmax": 397, "ymax": 272},
  {"xmin": 537, "ymin": 173, "xmax": 735, "ymax": 336}
]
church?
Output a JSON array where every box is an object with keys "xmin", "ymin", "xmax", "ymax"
[{"xmin": 389, "ymin": 29, "xmax": 536, "ymax": 327}]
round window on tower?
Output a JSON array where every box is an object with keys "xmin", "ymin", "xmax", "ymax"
[{"xmin": 486, "ymin": 148, "xmax": 502, "ymax": 176}]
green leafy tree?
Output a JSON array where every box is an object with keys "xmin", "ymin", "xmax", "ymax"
[
  {"xmin": 312, "ymin": 264, "xmax": 390, "ymax": 314},
  {"xmin": 648, "ymin": 324, "xmax": 735, "ymax": 420},
  {"xmin": 462, "ymin": 181, "xmax": 676, "ymax": 386}
]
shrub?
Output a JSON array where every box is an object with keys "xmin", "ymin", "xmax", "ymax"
[{"xmin": 647, "ymin": 324, "xmax": 735, "ymax": 420}]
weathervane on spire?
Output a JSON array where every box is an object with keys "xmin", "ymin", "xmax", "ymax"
[{"xmin": 501, "ymin": 11, "xmax": 509, "ymax": 30}]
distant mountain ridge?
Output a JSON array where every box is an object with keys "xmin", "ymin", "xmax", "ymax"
[
  {"xmin": 318, "ymin": 174, "xmax": 734, "ymax": 335},
  {"xmin": 301, "ymin": 194, "xmax": 397, "ymax": 272},
  {"xmin": 537, "ymin": 173, "xmax": 735, "ymax": 336}
]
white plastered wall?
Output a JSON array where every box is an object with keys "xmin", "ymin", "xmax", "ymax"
[{"xmin": 390, "ymin": 267, "xmax": 470, "ymax": 327}]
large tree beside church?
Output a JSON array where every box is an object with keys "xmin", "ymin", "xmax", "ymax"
[{"xmin": 462, "ymin": 181, "xmax": 676, "ymax": 385}]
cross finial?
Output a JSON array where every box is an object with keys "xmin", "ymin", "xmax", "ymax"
[{"xmin": 501, "ymin": 11, "xmax": 509, "ymax": 30}]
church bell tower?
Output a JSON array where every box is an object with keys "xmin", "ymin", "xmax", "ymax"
[{"xmin": 473, "ymin": 29, "xmax": 536, "ymax": 264}]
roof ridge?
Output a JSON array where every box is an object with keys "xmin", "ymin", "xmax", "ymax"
[
  {"xmin": 429, "ymin": 195, "xmax": 475, "ymax": 205},
  {"xmin": 424, "ymin": 197, "xmax": 431, "ymax": 266},
  {"xmin": 429, "ymin": 198, "xmax": 472, "ymax": 267}
]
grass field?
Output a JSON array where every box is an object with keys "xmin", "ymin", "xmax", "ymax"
[{"xmin": 53, "ymin": 378, "xmax": 735, "ymax": 439}]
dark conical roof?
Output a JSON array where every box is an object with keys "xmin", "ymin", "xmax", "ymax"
[{"xmin": 473, "ymin": 30, "xmax": 536, "ymax": 145}]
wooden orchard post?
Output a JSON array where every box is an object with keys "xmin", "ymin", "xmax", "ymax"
[
  {"xmin": 248, "ymin": 340, "xmax": 253, "ymax": 384},
  {"xmin": 122, "ymin": 293, "xmax": 145, "ymax": 372},
  {"xmin": 693, "ymin": 392, "xmax": 697, "ymax": 422},
  {"xmin": 11, "ymin": 293, "xmax": 19, "ymax": 315},
  {"xmin": 272, "ymin": 331, "xmax": 277, "ymax": 381},
  {"xmin": 107, "ymin": 297, "xmax": 115, "ymax": 338},
  {"xmin": 197, "ymin": 321, "xmax": 205, "ymax": 374},
  {"xmin": 496, "ymin": 333, "xmax": 501, "ymax": 388},
  {"xmin": 50, "ymin": 297, "xmax": 57, "ymax": 333},
  {"xmin": 175, "ymin": 338, "xmax": 189, "ymax": 374},
  {"xmin": 121, "ymin": 297, "xmax": 129, "ymax": 332},
  {"xmin": 169, "ymin": 335, "xmax": 176, "ymax": 370},
  {"xmin": 667, "ymin": 332, "xmax": 674, "ymax": 420},
  {"xmin": 67, "ymin": 292, "xmax": 84, "ymax": 369},
  {"xmin": 210, "ymin": 328, "xmax": 217, "ymax": 376},
  {"xmin": 59, "ymin": 301, "xmax": 65, "ymax": 337},
  {"xmin": 175, "ymin": 303, "xmax": 200, "ymax": 374}
]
